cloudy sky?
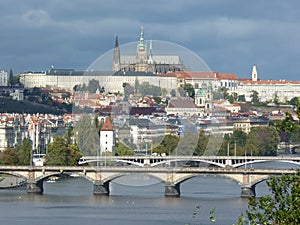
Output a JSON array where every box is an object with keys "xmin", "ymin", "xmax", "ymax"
[{"xmin": 0, "ymin": 0, "xmax": 299, "ymax": 80}]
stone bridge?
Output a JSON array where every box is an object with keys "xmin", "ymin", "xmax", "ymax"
[
  {"xmin": 0, "ymin": 165, "xmax": 297, "ymax": 198},
  {"xmin": 79, "ymin": 155, "xmax": 300, "ymax": 168}
]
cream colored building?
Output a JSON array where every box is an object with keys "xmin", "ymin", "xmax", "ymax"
[
  {"xmin": 0, "ymin": 70, "xmax": 8, "ymax": 86},
  {"xmin": 230, "ymin": 65, "xmax": 300, "ymax": 102},
  {"xmin": 234, "ymin": 79, "xmax": 300, "ymax": 102}
]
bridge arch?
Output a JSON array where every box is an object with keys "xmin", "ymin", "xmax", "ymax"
[
  {"xmin": 0, "ymin": 171, "xmax": 28, "ymax": 181},
  {"xmin": 173, "ymin": 173, "xmax": 241, "ymax": 186},
  {"xmin": 151, "ymin": 159, "xmax": 225, "ymax": 168},
  {"xmin": 100, "ymin": 172, "xmax": 165, "ymax": 184},
  {"xmin": 233, "ymin": 159, "xmax": 300, "ymax": 168}
]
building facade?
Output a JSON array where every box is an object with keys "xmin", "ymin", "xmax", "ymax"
[{"xmin": 0, "ymin": 70, "xmax": 8, "ymax": 86}]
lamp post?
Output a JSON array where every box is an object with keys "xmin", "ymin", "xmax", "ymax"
[
  {"xmin": 234, "ymin": 141, "xmax": 237, "ymax": 157},
  {"xmin": 244, "ymin": 149, "xmax": 247, "ymax": 169},
  {"xmin": 169, "ymin": 147, "xmax": 171, "ymax": 168},
  {"xmin": 227, "ymin": 142, "xmax": 230, "ymax": 157}
]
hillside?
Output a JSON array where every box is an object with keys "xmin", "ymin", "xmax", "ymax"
[{"xmin": 0, "ymin": 97, "xmax": 66, "ymax": 115}]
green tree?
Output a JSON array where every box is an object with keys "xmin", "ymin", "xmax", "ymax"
[
  {"xmin": 183, "ymin": 83, "xmax": 195, "ymax": 98},
  {"xmin": 15, "ymin": 138, "xmax": 32, "ymax": 165},
  {"xmin": 250, "ymin": 90, "xmax": 259, "ymax": 103},
  {"xmin": 275, "ymin": 112, "xmax": 296, "ymax": 142},
  {"xmin": 238, "ymin": 94, "xmax": 246, "ymax": 102},
  {"xmin": 115, "ymin": 142, "xmax": 135, "ymax": 156},
  {"xmin": 153, "ymin": 96, "xmax": 161, "ymax": 104},
  {"xmin": 9, "ymin": 68, "xmax": 13, "ymax": 86},
  {"xmin": 87, "ymin": 79, "xmax": 100, "ymax": 93},
  {"xmin": 138, "ymin": 82, "xmax": 162, "ymax": 97},
  {"xmin": 213, "ymin": 87, "xmax": 229, "ymax": 100},
  {"xmin": 45, "ymin": 137, "xmax": 82, "ymax": 166},
  {"xmin": 232, "ymin": 129, "xmax": 247, "ymax": 147},
  {"xmin": 289, "ymin": 97, "xmax": 299, "ymax": 107},
  {"xmin": 290, "ymin": 126, "xmax": 300, "ymax": 144},
  {"xmin": 41, "ymin": 92, "xmax": 53, "ymax": 105},
  {"xmin": 31, "ymin": 87, "xmax": 42, "ymax": 96},
  {"xmin": 238, "ymin": 171, "xmax": 300, "ymax": 225},
  {"xmin": 0, "ymin": 147, "xmax": 21, "ymax": 165},
  {"xmin": 274, "ymin": 92, "xmax": 280, "ymax": 105},
  {"xmin": 74, "ymin": 114, "xmax": 99, "ymax": 156},
  {"xmin": 246, "ymin": 126, "xmax": 279, "ymax": 156},
  {"xmin": 152, "ymin": 135, "xmax": 179, "ymax": 155},
  {"xmin": 161, "ymin": 88, "xmax": 168, "ymax": 97},
  {"xmin": 228, "ymin": 94, "xmax": 235, "ymax": 104}
]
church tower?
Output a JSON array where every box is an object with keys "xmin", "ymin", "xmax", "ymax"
[
  {"xmin": 251, "ymin": 64, "xmax": 258, "ymax": 81},
  {"xmin": 112, "ymin": 35, "xmax": 121, "ymax": 72},
  {"xmin": 136, "ymin": 26, "xmax": 148, "ymax": 72}
]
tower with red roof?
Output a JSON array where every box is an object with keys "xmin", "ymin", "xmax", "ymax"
[{"xmin": 100, "ymin": 117, "xmax": 114, "ymax": 154}]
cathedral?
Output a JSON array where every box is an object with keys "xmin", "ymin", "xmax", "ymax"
[{"xmin": 112, "ymin": 27, "xmax": 185, "ymax": 74}]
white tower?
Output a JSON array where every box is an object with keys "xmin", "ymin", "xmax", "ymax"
[
  {"xmin": 252, "ymin": 65, "xmax": 258, "ymax": 81},
  {"xmin": 100, "ymin": 117, "xmax": 114, "ymax": 154}
]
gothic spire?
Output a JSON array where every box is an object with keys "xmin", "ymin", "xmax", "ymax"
[
  {"xmin": 114, "ymin": 35, "xmax": 119, "ymax": 48},
  {"xmin": 112, "ymin": 35, "xmax": 120, "ymax": 71},
  {"xmin": 137, "ymin": 26, "xmax": 146, "ymax": 51}
]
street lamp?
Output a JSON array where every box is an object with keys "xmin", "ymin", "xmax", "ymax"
[{"xmin": 244, "ymin": 149, "xmax": 247, "ymax": 169}]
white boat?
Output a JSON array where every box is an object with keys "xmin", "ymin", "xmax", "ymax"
[
  {"xmin": 46, "ymin": 176, "xmax": 59, "ymax": 183},
  {"xmin": 69, "ymin": 173, "xmax": 80, "ymax": 178}
]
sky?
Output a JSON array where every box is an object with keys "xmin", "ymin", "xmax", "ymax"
[{"xmin": 0, "ymin": 0, "xmax": 300, "ymax": 80}]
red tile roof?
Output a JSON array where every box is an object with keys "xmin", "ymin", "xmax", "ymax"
[
  {"xmin": 239, "ymin": 79, "xmax": 300, "ymax": 85},
  {"xmin": 217, "ymin": 73, "xmax": 237, "ymax": 79},
  {"xmin": 175, "ymin": 71, "xmax": 217, "ymax": 80},
  {"xmin": 100, "ymin": 117, "xmax": 114, "ymax": 131}
]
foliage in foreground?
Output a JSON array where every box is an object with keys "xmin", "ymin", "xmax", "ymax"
[
  {"xmin": 238, "ymin": 171, "xmax": 300, "ymax": 225},
  {"xmin": 186, "ymin": 171, "xmax": 300, "ymax": 225}
]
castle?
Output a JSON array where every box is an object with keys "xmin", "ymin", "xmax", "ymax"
[
  {"xmin": 17, "ymin": 28, "xmax": 300, "ymax": 103},
  {"xmin": 112, "ymin": 27, "xmax": 184, "ymax": 74}
]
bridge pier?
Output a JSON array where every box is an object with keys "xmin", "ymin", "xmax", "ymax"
[
  {"xmin": 27, "ymin": 180, "xmax": 43, "ymax": 194},
  {"xmin": 93, "ymin": 181, "xmax": 109, "ymax": 195},
  {"xmin": 26, "ymin": 170, "xmax": 43, "ymax": 194},
  {"xmin": 241, "ymin": 185, "xmax": 256, "ymax": 198},
  {"xmin": 241, "ymin": 173, "xmax": 256, "ymax": 198},
  {"xmin": 165, "ymin": 183, "xmax": 180, "ymax": 197}
]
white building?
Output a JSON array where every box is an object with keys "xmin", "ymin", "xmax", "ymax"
[
  {"xmin": 234, "ymin": 79, "xmax": 300, "ymax": 102},
  {"xmin": 10, "ymin": 89, "xmax": 24, "ymax": 101},
  {"xmin": 100, "ymin": 117, "xmax": 114, "ymax": 153},
  {"xmin": 0, "ymin": 70, "xmax": 8, "ymax": 86}
]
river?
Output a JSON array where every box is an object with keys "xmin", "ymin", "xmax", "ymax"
[{"xmin": 0, "ymin": 161, "xmax": 298, "ymax": 225}]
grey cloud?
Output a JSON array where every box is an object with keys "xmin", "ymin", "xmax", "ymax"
[{"xmin": 0, "ymin": 0, "xmax": 299, "ymax": 80}]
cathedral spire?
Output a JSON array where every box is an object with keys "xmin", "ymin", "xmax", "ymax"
[
  {"xmin": 114, "ymin": 35, "xmax": 119, "ymax": 48},
  {"xmin": 137, "ymin": 26, "xmax": 146, "ymax": 51},
  {"xmin": 112, "ymin": 35, "xmax": 120, "ymax": 71}
]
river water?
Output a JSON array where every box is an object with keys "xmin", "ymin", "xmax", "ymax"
[{"xmin": 0, "ymin": 161, "xmax": 298, "ymax": 225}]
